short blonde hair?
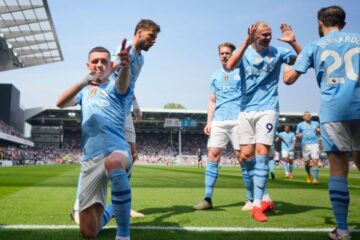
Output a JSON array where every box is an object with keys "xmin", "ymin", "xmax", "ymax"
[{"xmin": 255, "ymin": 21, "xmax": 270, "ymax": 28}]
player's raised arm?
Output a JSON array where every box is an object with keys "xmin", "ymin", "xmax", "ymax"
[
  {"xmin": 277, "ymin": 24, "xmax": 302, "ymax": 64},
  {"xmin": 283, "ymin": 65, "xmax": 301, "ymax": 85},
  {"xmin": 56, "ymin": 74, "xmax": 97, "ymax": 108},
  {"xmin": 115, "ymin": 39, "xmax": 132, "ymax": 94},
  {"xmin": 225, "ymin": 24, "xmax": 257, "ymax": 71}
]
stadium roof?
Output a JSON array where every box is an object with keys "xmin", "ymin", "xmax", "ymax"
[
  {"xmin": 25, "ymin": 107, "xmax": 319, "ymax": 134},
  {"xmin": 0, "ymin": 0, "xmax": 62, "ymax": 72},
  {"xmin": 25, "ymin": 107, "xmax": 208, "ymax": 133}
]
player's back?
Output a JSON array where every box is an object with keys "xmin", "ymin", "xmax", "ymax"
[{"xmin": 312, "ymin": 31, "xmax": 360, "ymax": 122}]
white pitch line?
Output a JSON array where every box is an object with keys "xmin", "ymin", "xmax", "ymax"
[{"xmin": 1, "ymin": 225, "xmax": 360, "ymax": 233}]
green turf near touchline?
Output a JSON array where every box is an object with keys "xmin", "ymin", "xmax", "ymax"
[{"xmin": 0, "ymin": 164, "xmax": 359, "ymax": 240}]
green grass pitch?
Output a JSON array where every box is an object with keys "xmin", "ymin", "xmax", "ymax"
[{"xmin": 0, "ymin": 164, "xmax": 359, "ymax": 240}]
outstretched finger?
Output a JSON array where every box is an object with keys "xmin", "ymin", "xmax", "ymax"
[
  {"xmin": 280, "ymin": 24, "xmax": 286, "ymax": 31},
  {"xmin": 252, "ymin": 24, "xmax": 258, "ymax": 32},
  {"xmin": 248, "ymin": 24, "xmax": 257, "ymax": 33},
  {"xmin": 121, "ymin": 38, "xmax": 127, "ymax": 51},
  {"xmin": 281, "ymin": 24, "xmax": 292, "ymax": 32}
]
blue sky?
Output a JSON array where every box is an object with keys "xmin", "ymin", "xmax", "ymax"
[{"xmin": 1, "ymin": 0, "xmax": 359, "ymax": 113}]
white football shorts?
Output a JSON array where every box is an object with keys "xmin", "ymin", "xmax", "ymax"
[
  {"xmin": 238, "ymin": 110, "xmax": 278, "ymax": 146},
  {"xmin": 207, "ymin": 120, "xmax": 240, "ymax": 150}
]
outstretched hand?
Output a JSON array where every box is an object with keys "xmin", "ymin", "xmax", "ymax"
[
  {"xmin": 283, "ymin": 65, "xmax": 293, "ymax": 75},
  {"xmin": 80, "ymin": 73, "xmax": 99, "ymax": 88},
  {"xmin": 277, "ymin": 24, "xmax": 296, "ymax": 43},
  {"xmin": 118, "ymin": 38, "xmax": 132, "ymax": 67},
  {"xmin": 245, "ymin": 24, "xmax": 258, "ymax": 45}
]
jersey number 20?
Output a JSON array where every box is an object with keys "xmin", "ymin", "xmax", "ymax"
[{"xmin": 320, "ymin": 47, "xmax": 360, "ymax": 84}]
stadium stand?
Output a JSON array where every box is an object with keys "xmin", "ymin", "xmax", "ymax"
[
  {"xmin": 18, "ymin": 108, "xmax": 329, "ymax": 167},
  {"xmin": 0, "ymin": 119, "xmax": 23, "ymax": 137}
]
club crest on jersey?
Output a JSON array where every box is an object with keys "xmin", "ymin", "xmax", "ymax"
[
  {"xmin": 99, "ymin": 88, "xmax": 109, "ymax": 97},
  {"xmin": 255, "ymin": 57, "xmax": 263, "ymax": 63},
  {"xmin": 90, "ymin": 87, "xmax": 97, "ymax": 97},
  {"xmin": 234, "ymin": 75, "xmax": 240, "ymax": 80}
]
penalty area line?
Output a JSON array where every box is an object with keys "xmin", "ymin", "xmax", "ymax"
[{"xmin": 0, "ymin": 225, "xmax": 360, "ymax": 233}]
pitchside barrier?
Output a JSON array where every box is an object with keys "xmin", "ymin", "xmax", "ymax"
[{"xmin": 0, "ymin": 160, "xmax": 13, "ymax": 167}]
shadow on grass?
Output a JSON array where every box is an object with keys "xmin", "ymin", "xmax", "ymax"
[
  {"xmin": 137, "ymin": 201, "xmax": 242, "ymax": 224},
  {"xmin": 324, "ymin": 215, "xmax": 360, "ymax": 230},
  {"xmin": 272, "ymin": 201, "xmax": 360, "ymax": 229},
  {"xmin": 135, "ymin": 200, "xmax": 330, "ymax": 224},
  {"xmin": 134, "ymin": 204, "xmax": 198, "ymax": 226},
  {"xmin": 267, "ymin": 200, "xmax": 331, "ymax": 217}
]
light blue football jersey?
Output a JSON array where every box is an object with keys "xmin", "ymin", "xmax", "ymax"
[
  {"xmin": 76, "ymin": 79, "xmax": 130, "ymax": 161},
  {"xmin": 210, "ymin": 68, "xmax": 241, "ymax": 121},
  {"xmin": 278, "ymin": 131, "xmax": 295, "ymax": 151},
  {"xmin": 293, "ymin": 30, "xmax": 360, "ymax": 123},
  {"xmin": 111, "ymin": 44, "xmax": 144, "ymax": 114},
  {"xmin": 296, "ymin": 121, "xmax": 320, "ymax": 145},
  {"xmin": 238, "ymin": 45, "xmax": 296, "ymax": 112}
]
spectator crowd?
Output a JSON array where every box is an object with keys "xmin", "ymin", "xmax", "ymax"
[{"xmin": 0, "ymin": 120, "xmax": 337, "ymax": 167}]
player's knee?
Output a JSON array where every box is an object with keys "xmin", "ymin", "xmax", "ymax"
[
  {"xmin": 329, "ymin": 161, "xmax": 348, "ymax": 176},
  {"xmin": 240, "ymin": 152, "xmax": 254, "ymax": 160},
  {"xmin": 255, "ymin": 148, "xmax": 269, "ymax": 156},
  {"xmin": 208, "ymin": 148, "xmax": 221, "ymax": 161},
  {"xmin": 328, "ymin": 152, "xmax": 349, "ymax": 176},
  {"xmin": 80, "ymin": 221, "xmax": 100, "ymax": 239},
  {"xmin": 79, "ymin": 206, "xmax": 102, "ymax": 238},
  {"xmin": 104, "ymin": 152, "xmax": 129, "ymax": 171},
  {"xmin": 80, "ymin": 227, "xmax": 99, "ymax": 239},
  {"xmin": 254, "ymin": 143, "xmax": 270, "ymax": 156},
  {"xmin": 330, "ymin": 167, "xmax": 348, "ymax": 177}
]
